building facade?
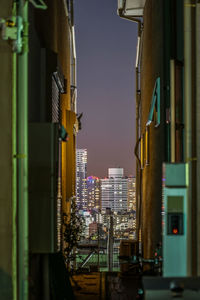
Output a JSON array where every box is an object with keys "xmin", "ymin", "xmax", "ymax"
[
  {"xmin": 87, "ymin": 176, "xmax": 101, "ymax": 210},
  {"xmin": 76, "ymin": 149, "xmax": 87, "ymax": 209},
  {"xmin": 0, "ymin": 1, "xmax": 78, "ymax": 299},
  {"xmin": 118, "ymin": 0, "xmax": 200, "ymax": 276},
  {"xmin": 127, "ymin": 176, "xmax": 136, "ymax": 211},
  {"xmin": 100, "ymin": 168, "xmax": 128, "ymax": 213}
]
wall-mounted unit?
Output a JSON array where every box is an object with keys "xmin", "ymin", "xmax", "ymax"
[
  {"xmin": 162, "ymin": 163, "xmax": 189, "ymax": 277},
  {"xmin": 117, "ymin": 0, "xmax": 146, "ymax": 17},
  {"xmin": 29, "ymin": 123, "xmax": 59, "ymax": 253}
]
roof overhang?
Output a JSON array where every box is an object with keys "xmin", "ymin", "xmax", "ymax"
[{"xmin": 118, "ymin": 0, "xmax": 146, "ymax": 17}]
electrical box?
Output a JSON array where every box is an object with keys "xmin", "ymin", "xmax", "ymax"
[
  {"xmin": 162, "ymin": 163, "xmax": 189, "ymax": 277},
  {"xmin": 29, "ymin": 123, "xmax": 59, "ymax": 253}
]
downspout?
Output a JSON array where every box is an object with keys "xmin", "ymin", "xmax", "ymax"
[
  {"xmin": 17, "ymin": 0, "xmax": 29, "ymax": 299},
  {"xmin": 196, "ymin": 2, "xmax": 200, "ymax": 276},
  {"xmin": 118, "ymin": 9, "xmax": 143, "ymax": 249},
  {"xmin": 12, "ymin": 3, "xmax": 17, "ymax": 299},
  {"xmin": 184, "ymin": 0, "xmax": 196, "ymax": 276},
  {"xmin": 71, "ymin": 25, "xmax": 77, "ymax": 113}
]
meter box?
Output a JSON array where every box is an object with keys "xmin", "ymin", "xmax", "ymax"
[{"xmin": 162, "ymin": 163, "xmax": 189, "ymax": 277}]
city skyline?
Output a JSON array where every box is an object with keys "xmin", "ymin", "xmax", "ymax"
[
  {"xmin": 76, "ymin": 152, "xmax": 136, "ymax": 214},
  {"xmin": 77, "ymin": 148, "xmax": 136, "ymax": 179},
  {"xmin": 74, "ymin": 0, "xmax": 137, "ymax": 178}
]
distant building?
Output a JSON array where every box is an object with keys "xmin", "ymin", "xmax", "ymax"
[
  {"xmin": 89, "ymin": 222, "xmax": 98, "ymax": 237},
  {"xmin": 76, "ymin": 149, "xmax": 87, "ymax": 209},
  {"xmin": 100, "ymin": 168, "xmax": 127, "ymax": 213},
  {"xmin": 87, "ymin": 176, "xmax": 100, "ymax": 210},
  {"xmin": 127, "ymin": 177, "xmax": 136, "ymax": 211}
]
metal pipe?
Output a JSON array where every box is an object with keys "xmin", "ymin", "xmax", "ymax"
[
  {"xmin": 80, "ymin": 251, "xmax": 95, "ymax": 268},
  {"xmin": 170, "ymin": 60, "xmax": 175, "ymax": 162},
  {"xmin": 17, "ymin": 0, "xmax": 29, "ymax": 298},
  {"xmin": 71, "ymin": 26, "xmax": 77, "ymax": 113},
  {"xmin": 118, "ymin": 10, "xmax": 143, "ymax": 250},
  {"xmin": 196, "ymin": 2, "xmax": 200, "ymax": 276},
  {"xmin": 12, "ymin": 4, "xmax": 17, "ymax": 300},
  {"xmin": 184, "ymin": 0, "xmax": 193, "ymax": 276}
]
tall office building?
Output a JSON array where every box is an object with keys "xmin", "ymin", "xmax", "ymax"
[
  {"xmin": 100, "ymin": 168, "xmax": 127, "ymax": 212},
  {"xmin": 87, "ymin": 176, "xmax": 100, "ymax": 210},
  {"xmin": 76, "ymin": 149, "xmax": 87, "ymax": 209},
  {"xmin": 127, "ymin": 177, "xmax": 136, "ymax": 211}
]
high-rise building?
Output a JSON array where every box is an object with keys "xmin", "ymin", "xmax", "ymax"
[
  {"xmin": 76, "ymin": 149, "xmax": 87, "ymax": 209},
  {"xmin": 127, "ymin": 177, "xmax": 136, "ymax": 211},
  {"xmin": 86, "ymin": 176, "xmax": 100, "ymax": 210},
  {"xmin": 100, "ymin": 168, "xmax": 128, "ymax": 213}
]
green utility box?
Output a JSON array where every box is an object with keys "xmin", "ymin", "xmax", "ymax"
[{"xmin": 162, "ymin": 163, "xmax": 189, "ymax": 277}]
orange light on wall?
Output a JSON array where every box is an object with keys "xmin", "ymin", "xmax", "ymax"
[{"xmin": 172, "ymin": 228, "xmax": 178, "ymax": 234}]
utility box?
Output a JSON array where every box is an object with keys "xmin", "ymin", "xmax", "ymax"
[
  {"xmin": 162, "ymin": 163, "xmax": 188, "ymax": 277},
  {"xmin": 29, "ymin": 123, "xmax": 59, "ymax": 253}
]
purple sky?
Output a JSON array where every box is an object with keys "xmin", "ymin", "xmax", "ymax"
[{"xmin": 74, "ymin": 0, "xmax": 138, "ymax": 178}]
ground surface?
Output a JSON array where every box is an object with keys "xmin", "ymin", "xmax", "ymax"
[{"xmin": 71, "ymin": 272, "xmax": 142, "ymax": 300}]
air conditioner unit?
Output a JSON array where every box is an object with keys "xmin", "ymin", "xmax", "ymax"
[{"xmin": 29, "ymin": 123, "xmax": 59, "ymax": 253}]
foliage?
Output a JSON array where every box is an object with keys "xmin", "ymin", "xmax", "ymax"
[{"xmin": 63, "ymin": 197, "xmax": 85, "ymax": 265}]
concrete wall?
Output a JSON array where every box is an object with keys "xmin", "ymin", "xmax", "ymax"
[
  {"xmin": 29, "ymin": 0, "xmax": 76, "ymax": 212},
  {"xmin": 140, "ymin": 0, "xmax": 165, "ymax": 258}
]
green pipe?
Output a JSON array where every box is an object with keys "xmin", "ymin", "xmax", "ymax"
[
  {"xmin": 12, "ymin": 3, "xmax": 17, "ymax": 299},
  {"xmin": 184, "ymin": 0, "xmax": 192, "ymax": 276},
  {"xmin": 12, "ymin": 52, "xmax": 17, "ymax": 300},
  {"xmin": 17, "ymin": 1, "xmax": 29, "ymax": 299},
  {"xmin": 196, "ymin": 3, "xmax": 200, "ymax": 275}
]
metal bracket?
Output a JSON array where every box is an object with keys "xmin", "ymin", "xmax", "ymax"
[
  {"xmin": 0, "ymin": 16, "xmax": 23, "ymax": 53},
  {"xmin": 29, "ymin": 0, "xmax": 47, "ymax": 10}
]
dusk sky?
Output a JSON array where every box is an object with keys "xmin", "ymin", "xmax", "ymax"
[{"xmin": 74, "ymin": 0, "xmax": 138, "ymax": 178}]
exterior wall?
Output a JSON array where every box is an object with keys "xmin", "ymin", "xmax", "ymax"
[
  {"xmin": 127, "ymin": 177, "xmax": 136, "ymax": 211},
  {"xmin": 0, "ymin": 2, "xmax": 14, "ymax": 298},
  {"xmin": 27, "ymin": 0, "xmax": 77, "ymax": 297},
  {"xmin": 87, "ymin": 176, "xmax": 100, "ymax": 210},
  {"xmin": 76, "ymin": 149, "xmax": 87, "ymax": 209},
  {"xmin": 100, "ymin": 178, "xmax": 128, "ymax": 212},
  {"xmin": 140, "ymin": 0, "xmax": 165, "ymax": 258},
  {"xmin": 36, "ymin": 0, "xmax": 75, "ymax": 206}
]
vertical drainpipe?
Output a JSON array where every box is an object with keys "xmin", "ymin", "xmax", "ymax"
[
  {"xmin": 17, "ymin": 0, "xmax": 29, "ymax": 298},
  {"xmin": 184, "ymin": 0, "xmax": 196, "ymax": 276},
  {"xmin": 196, "ymin": 2, "xmax": 200, "ymax": 276},
  {"xmin": 72, "ymin": 26, "xmax": 77, "ymax": 113},
  {"xmin": 118, "ymin": 9, "xmax": 143, "ymax": 250},
  {"xmin": 12, "ymin": 3, "xmax": 17, "ymax": 300},
  {"xmin": 135, "ymin": 23, "xmax": 142, "ymax": 250},
  {"xmin": 170, "ymin": 60, "xmax": 175, "ymax": 163},
  {"xmin": 12, "ymin": 52, "xmax": 17, "ymax": 300}
]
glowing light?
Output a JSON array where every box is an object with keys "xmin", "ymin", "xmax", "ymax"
[{"xmin": 173, "ymin": 228, "xmax": 178, "ymax": 234}]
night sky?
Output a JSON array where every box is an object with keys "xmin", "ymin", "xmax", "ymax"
[{"xmin": 74, "ymin": 0, "xmax": 138, "ymax": 178}]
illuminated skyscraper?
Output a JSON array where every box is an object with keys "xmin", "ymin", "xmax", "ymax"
[
  {"xmin": 100, "ymin": 168, "xmax": 127, "ymax": 213},
  {"xmin": 127, "ymin": 177, "xmax": 136, "ymax": 211},
  {"xmin": 86, "ymin": 176, "xmax": 100, "ymax": 210},
  {"xmin": 76, "ymin": 149, "xmax": 87, "ymax": 209}
]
